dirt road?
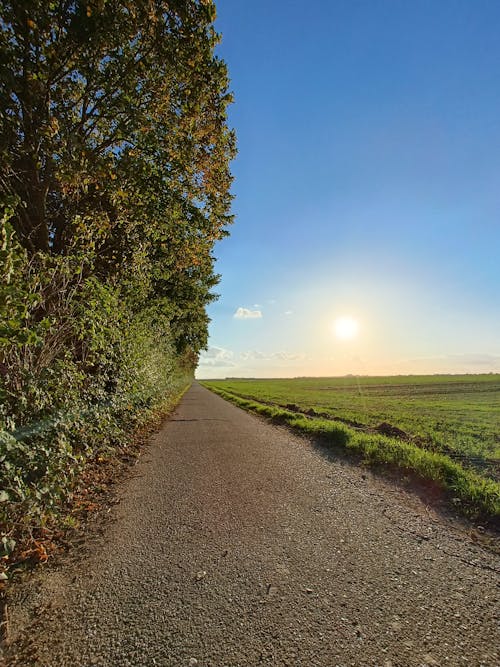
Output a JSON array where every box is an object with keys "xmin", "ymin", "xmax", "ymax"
[{"xmin": 6, "ymin": 383, "xmax": 499, "ymax": 666}]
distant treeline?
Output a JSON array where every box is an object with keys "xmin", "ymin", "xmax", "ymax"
[{"xmin": 0, "ymin": 1, "xmax": 234, "ymax": 550}]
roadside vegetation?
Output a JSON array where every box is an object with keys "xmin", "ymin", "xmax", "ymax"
[
  {"xmin": 202, "ymin": 377, "xmax": 500, "ymax": 520},
  {"xmin": 0, "ymin": 0, "xmax": 235, "ymax": 579}
]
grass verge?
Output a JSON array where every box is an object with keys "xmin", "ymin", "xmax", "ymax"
[{"xmin": 205, "ymin": 385, "xmax": 500, "ymax": 522}]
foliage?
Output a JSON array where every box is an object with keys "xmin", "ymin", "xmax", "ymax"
[
  {"xmin": 203, "ymin": 382, "xmax": 500, "ymax": 520},
  {"xmin": 0, "ymin": 0, "xmax": 234, "ymax": 567}
]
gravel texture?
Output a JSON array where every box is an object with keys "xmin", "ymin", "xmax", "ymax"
[{"xmin": 5, "ymin": 382, "xmax": 500, "ymax": 666}]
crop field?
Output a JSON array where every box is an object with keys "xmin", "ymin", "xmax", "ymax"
[{"xmin": 202, "ymin": 375, "xmax": 500, "ymax": 480}]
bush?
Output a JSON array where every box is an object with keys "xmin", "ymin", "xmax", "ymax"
[{"xmin": 0, "ymin": 1, "xmax": 235, "ymax": 569}]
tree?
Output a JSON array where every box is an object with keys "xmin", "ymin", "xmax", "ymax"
[
  {"xmin": 1, "ymin": 0, "xmax": 236, "ymax": 552},
  {"xmin": 1, "ymin": 0, "xmax": 235, "ymax": 418},
  {"xmin": 0, "ymin": 0, "xmax": 234, "ymax": 252},
  {"xmin": 0, "ymin": 0, "xmax": 235, "ymax": 347}
]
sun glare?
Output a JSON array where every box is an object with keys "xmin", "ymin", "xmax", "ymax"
[{"xmin": 333, "ymin": 316, "xmax": 359, "ymax": 340}]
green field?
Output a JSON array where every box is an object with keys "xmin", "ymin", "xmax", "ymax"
[
  {"xmin": 203, "ymin": 374, "xmax": 500, "ymax": 519},
  {"xmin": 202, "ymin": 375, "xmax": 500, "ymax": 482},
  {"xmin": 202, "ymin": 374, "xmax": 500, "ymax": 517}
]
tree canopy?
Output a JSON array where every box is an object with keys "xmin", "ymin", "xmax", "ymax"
[
  {"xmin": 0, "ymin": 0, "xmax": 235, "ymax": 538},
  {"xmin": 1, "ymin": 0, "xmax": 234, "ymax": 249},
  {"xmin": 1, "ymin": 0, "xmax": 235, "ymax": 358}
]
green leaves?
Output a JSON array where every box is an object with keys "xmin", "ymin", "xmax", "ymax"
[{"xmin": 0, "ymin": 0, "xmax": 235, "ymax": 557}]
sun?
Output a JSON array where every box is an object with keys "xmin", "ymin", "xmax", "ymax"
[{"xmin": 333, "ymin": 316, "xmax": 359, "ymax": 340}]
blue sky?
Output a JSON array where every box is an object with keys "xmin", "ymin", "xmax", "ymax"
[{"xmin": 197, "ymin": 0, "xmax": 500, "ymax": 378}]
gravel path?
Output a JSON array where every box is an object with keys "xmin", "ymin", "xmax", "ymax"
[{"xmin": 6, "ymin": 382, "xmax": 500, "ymax": 666}]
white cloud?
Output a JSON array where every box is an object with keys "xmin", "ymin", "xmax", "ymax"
[
  {"xmin": 233, "ymin": 307, "xmax": 262, "ymax": 320},
  {"xmin": 445, "ymin": 353, "xmax": 500, "ymax": 366},
  {"xmin": 284, "ymin": 310, "xmax": 293, "ymax": 316},
  {"xmin": 240, "ymin": 350, "xmax": 305, "ymax": 362},
  {"xmin": 241, "ymin": 349, "xmax": 267, "ymax": 361},
  {"xmin": 203, "ymin": 346, "xmax": 233, "ymax": 360},
  {"xmin": 271, "ymin": 351, "xmax": 305, "ymax": 361},
  {"xmin": 397, "ymin": 352, "xmax": 500, "ymax": 374},
  {"xmin": 407, "ymin": 352, "xmax": 500, "ymax": 366},
  {"xmin": 198, "ymin": 346, "xmax": 235, "ymax": 367}
]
